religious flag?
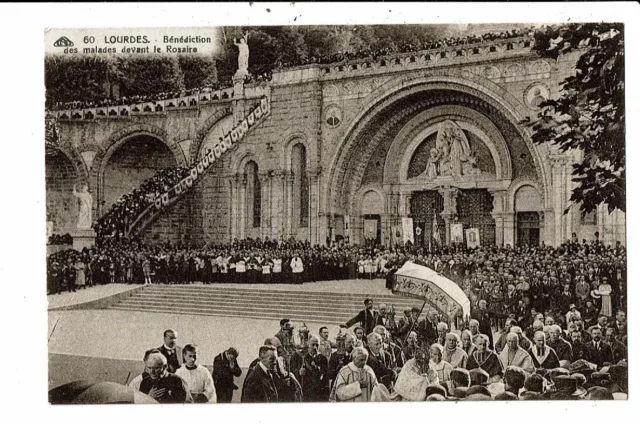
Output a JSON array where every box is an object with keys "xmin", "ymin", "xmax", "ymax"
[
  {"xmin": 402, "ymin": 217, "xmax": 414, "ymax": 244},
  {"xmin": 451, "ymin": 223, "xmax": 464, "ymax": 244},
  {"xmin": 432, "ymin": 213, "xmax": 441, "ymax": 245},
  {"xmin": 465, "ymin": 228, "xmax": 480, "ymax": 249},
  {"xmin": 364, "ymin": 219, "xmax": 378, "ymax": 240}
]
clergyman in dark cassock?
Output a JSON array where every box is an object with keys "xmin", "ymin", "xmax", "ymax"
[
  {"xmin": 465, "ymin": 334, "xmax": 504, "ymax": 379},
  {"xmin": 528, "ymin": 332, "xmax": 561, "ymax": 372}
]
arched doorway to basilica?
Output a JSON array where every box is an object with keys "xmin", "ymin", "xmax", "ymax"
[{"xmin": 325, "ymin": 76, "xmax": 549, "ymax": 248}]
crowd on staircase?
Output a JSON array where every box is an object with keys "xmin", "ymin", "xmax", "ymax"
[{"xmin": 93, "ymin": 167, "xmax": 191, "ymax": 240}]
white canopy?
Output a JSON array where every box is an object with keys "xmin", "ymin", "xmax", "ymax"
[{"xmin": 393, "ymin": 261, "xmax": 471, "ymax": 319}]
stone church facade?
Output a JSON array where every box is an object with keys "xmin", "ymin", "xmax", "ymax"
[{"xmin": 46, "ymin": 35, "xmax": 626, "ymax": 248}]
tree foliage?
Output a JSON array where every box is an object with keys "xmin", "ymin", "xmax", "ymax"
[{"xmin": 531, "ymin": 23, "xmax": 625, "ymax": 214}]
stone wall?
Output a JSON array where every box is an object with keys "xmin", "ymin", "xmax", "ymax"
[{"xmin": 46, "ymin": 151, "xmax": 79, "ymax": 234}]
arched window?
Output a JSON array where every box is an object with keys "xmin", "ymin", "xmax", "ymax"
[
  {"xmin": 245, "ymin": 161, "xmax": 261, "ymax": 228},
  {"xmin": 292, "ymin": 143, "xmax": 309, "ymax": 228}
]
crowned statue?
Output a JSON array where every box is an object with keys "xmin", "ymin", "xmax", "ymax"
[{"xmin": 234, "ymin": 32, "xmax": 250, "ymax": 76}]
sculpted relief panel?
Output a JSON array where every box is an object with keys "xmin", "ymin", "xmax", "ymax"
[{"xmin": 407, "ymin": 120, "xmax": 495, "ymax": 183}]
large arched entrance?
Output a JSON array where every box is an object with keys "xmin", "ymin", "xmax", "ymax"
[
  {"xmin": 326, "ymin": 75, "xmax": 549, "ymax": 247},
  {"xmin": 101, "ymin": 135, "xmax": 178, "ymax": 212}
]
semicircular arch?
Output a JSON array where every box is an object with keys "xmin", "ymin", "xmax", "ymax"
[{"xmin": 323, "ymin": 71, "xmax": 547, "ymax": 217}]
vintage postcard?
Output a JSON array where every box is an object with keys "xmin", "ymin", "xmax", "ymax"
[{"xmin": 29, "ymin": 2, "xmax": 638, "ymax": 413}]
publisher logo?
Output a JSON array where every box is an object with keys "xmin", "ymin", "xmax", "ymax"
[{"xmin": 54, "ymin": 36, "xmax": 74, "ymax": 47}]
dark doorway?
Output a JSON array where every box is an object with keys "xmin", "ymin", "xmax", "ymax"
[{"xmin": 517, "ymin": 212, "xmax": 540, "ymax": 247}]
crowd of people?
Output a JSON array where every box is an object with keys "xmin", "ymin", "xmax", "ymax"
[
  {"xmin": 92, "ymin": 167, "xmax": 191, "ymax": 240},
  {"xmin": 274, "ymin": 26, "xmax": 538, "ymax": 69},
  {"xmin": 47, "ymin": 233, "xmax": 72, "ymax": 246},
  {"xmin": 47, "ymin": 233, "xmax": 627, "ymax": 402},
  {"xmin": 48, "ymin": 83, "xmax": 234, "ymax": 112},
  {"xmin": 53, "ymin": 291, "xmax": 626, "ymax": 403}
]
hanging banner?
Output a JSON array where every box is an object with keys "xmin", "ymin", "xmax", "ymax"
[
  {"xmin": 402, "ymin": 217, "xmax": 414, "ymax": 244},
  {"xmin": 451, "ymin": 223, "xmax": 464, "ymax": 244},
  {"xmin": 465, "ymin": 228, "xmax": 480, "ymax": 249},
  {"xmin": 364, "ymin": 219, "xmax": 378, "ymax": 240},
  {"xmin": 392, "ymin": 224, "xmax": 403, "ymax": 246}
]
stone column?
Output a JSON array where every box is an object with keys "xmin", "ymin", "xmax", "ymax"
[
  {"xmin": 239, "ymin": 174, "xmax": 247, "ymax": 240},
  {"xmin": 489, "ymin": 189, "xmax": 508, "ymax": 247},
  {"xmin": 550, "ymin": 155, "xmax": 568, "ymax": 246},
  {"xmin": 503, "ymin": 212, "xmax": 516, "ymax": 247},
  {"xmin": 228, "ymin": 174, "xmax": 240, "ymax": 241},
  {"xmin": 285, "ymin": 172, "xmax": 295, "ymax": 238},
  {"xmin": 398, "ymin": 191, "xmax": 413, "ymax": 217},
  {"xmin": 260, "ymin": 172, "xmax": 271, "ymax": 240},
  {"xmin": 308, "ymin": 170, "xmax": 320, "ymax": 244},
  {"xmin": 318, "ymin": 212, "xmax": 330, "ymax": 246},
  {"xmin": 271, "ymin": 171, "xmax": 285, "ymax": 241}
]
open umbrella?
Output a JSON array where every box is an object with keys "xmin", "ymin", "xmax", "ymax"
[{"xmin": 49, "ymin": 380, "xmax": 158, "ymax": 404}]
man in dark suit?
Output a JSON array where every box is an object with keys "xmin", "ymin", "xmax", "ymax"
[
  {"xmin": 241, "ymin": 345, "xmax": 280, "ymax": 403},
  {"xmin": 417, "ymin": 308, "xmax": 439, "ymax": 347},
  {"xmin": 604, "ymin": 327, "xmax": 627, "ymax": 364},
  {"xmin": 212, "ymin": 347, "xmax": 242, "ymax": 403},
  {"xmin": 569, "ymin": 329, "xmax": 588, "ymax": 362},
  {"xmin": 345, "ymin": 298, "xmax": 379, "ymax": 336},
  {"xmin": 471, "ymin": 300, "xmax": 494, "ymax": 349},
  {"xmin": 158, "ymin": 329, "xmax": 182, "ymax": 373},
  {"xmin": 296, "ymin": 336, "xmax": 329, "ymax": 402},
  {"xmin": 584, "ymin": 327, "xmax": 614, "ymax": 369}
]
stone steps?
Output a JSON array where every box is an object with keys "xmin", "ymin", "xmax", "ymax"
[{"xmin": 109, "ymin": 285, "xmax": 428, "ymax": 325}]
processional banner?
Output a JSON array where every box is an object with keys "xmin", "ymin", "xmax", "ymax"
[
  {"xmin": 364, "ymin": 219, "xmax": 378, "ymax": 240},
  {"xmin": 465, "ymin": 228, "xmax": 480, "ymax": 249}
]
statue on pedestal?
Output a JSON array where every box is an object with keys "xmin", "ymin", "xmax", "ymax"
[
  {"xmin": 234, "ymin": 32, "xmax": 250, "ymax": 76},
  {"xmin": 73, "ymin": 184, "xmax": 93, "ymax": 230}
]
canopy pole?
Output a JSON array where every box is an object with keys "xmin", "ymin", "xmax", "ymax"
[{"xmin": 401, "ymin": 298, "xmax": 428, "ymax": 347}]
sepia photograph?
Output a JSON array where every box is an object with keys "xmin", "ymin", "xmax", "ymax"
[{"xmin": 30, "ymin": 3, "xmax": 637, "ymax": 410}]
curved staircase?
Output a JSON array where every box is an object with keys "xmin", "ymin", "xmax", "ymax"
[{"xmin": 101, "ymin": 96, "xmax": 270, "ymax": 240}]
